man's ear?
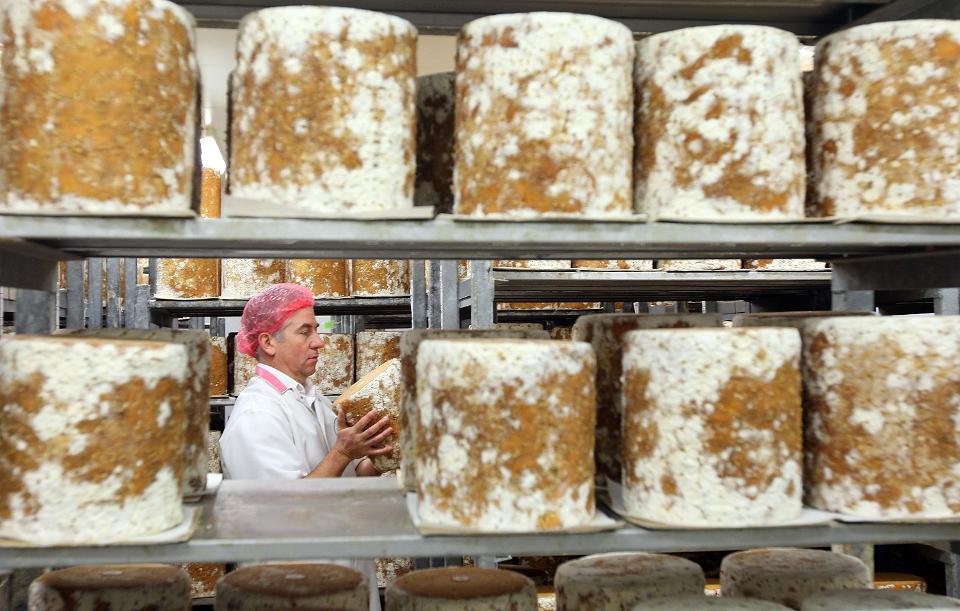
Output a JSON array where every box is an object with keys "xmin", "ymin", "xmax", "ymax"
[{"xmin": 257, "ymin": 332, "xmax": 277, "ymax": 357}]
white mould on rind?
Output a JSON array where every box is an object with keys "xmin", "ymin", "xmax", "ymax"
[{"xmin": 621, "ymin": 328, "xmax": 803, "ymax": 527}]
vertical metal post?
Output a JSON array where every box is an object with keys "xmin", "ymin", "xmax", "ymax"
[
  {"xmin": 410, "ymin": 258, "xmax": 428, "ymax": 329},
  {"xmin": 133, "ymin": 285, "xmax": 152, "ymax": 330},
  {"xmin": 123, "ymin": 258, "xmax": 138, "ymax": 327},
  {"xmin": 946, "ymin": 548, "xmax": 960, "ymax": 598},
  {"xmin": 602, "ymin": 302, "xmax": 617, "ymax": 313},
  {"xmin": 830, "ymin": 264, "xmax": 875, "ymax": 312},
  {"xmin": 105, "ymin": 258, "xmax": 122, "ymax": 328},
  {"xmin": 188, "ymin": 316, "xmax": 204, "ymax": 330},
  {"xmin": 635, "ymin": 302, "xmax": 650, "ymax": 313},
  {"xmin": 704, "ymin": 301, "xmax": 720, "ymax": 313},
  {"xmin": 438, "ymin": 260, "xmax": 459, "ymax": 329},
  {"xmin": 212, "ymin": 317, "xmax": 226, "ymax": 337},
  {"xmin": 427, "ymin": 260, "xmax": 442, "ymax": 329},
  {"xmin": 470, "ymin": 260, "xmax": 494, "ymax": 330},
  {"xmin": 66, "ymin": 260, "xmax": 84, "ymax": 329},
  {"xmin": 87, "ymin": 258, "xmax": 103, "ymax": 328},
  {"xmin": 934, "ymin": 288, "xmax": 960, "ymax": 316},
  {"xmin": 148, "ymin": 258, "xmax": 158, "ymax": 298}
]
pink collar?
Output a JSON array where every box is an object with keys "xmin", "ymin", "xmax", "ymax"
[{"xmin": 255, "ymin": 365, "xmax": 290, "ymax": 394}]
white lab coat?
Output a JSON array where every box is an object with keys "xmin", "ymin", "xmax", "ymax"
[{"xmin": 220, "ymin": 363, "xmax": 380, "ymax": 611}]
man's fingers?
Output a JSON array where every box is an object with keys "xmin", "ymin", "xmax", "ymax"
[
  {"xmin": 359, "ymin": 416, "xmax": 390, "ymax": 439},
  {"xmin": 355, "ymin": 410, "xmax": 381, "ymax": 431},
  {"xmin": 337, "ymin": 407, "xmax": 347, "ymax": 429},
  {"xmin": 367, "ymin": 427, "xmax": 394, "ymax": 446},
  {"xmin": 368, "ymin": 445, "xmax": 394, "ymax": 457}
]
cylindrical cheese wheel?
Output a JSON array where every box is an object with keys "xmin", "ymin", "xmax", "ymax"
[
  {"xmin": 286, "ymin": 260, "xmax": 348, "ymax": 298},
  {"xmin": 230, "ymin": 7, "xmax": 416, "ymax": 212},
  {"xmin": 232, "ymin": 350, "xmax": 258, "ymax": 395},
  {"xmin": 0, "ymin": 0, "xmax": 198, "ymax": 214},
  {"xmin": 622, "ymin": 328, "xmax": 802, "ymax": 526},
  {"xmin": 387, "ymin": 568, "xmax": 536, "ymax": 610},
  {"xmin": 555, "ymin": 553, "xmax": 705, "ymax": 610},
  {"xmin": 312, "ymin": 333, "xmax": 356, "ymax": 395},
  {"xmin": 356, "ymin": 330, "xmax": 403, "ymax": 379},
  {"xmin": 571, "ymin": 313, "xmax": 721, "ymax": 483},
  {"xmin": 731, "ymin": 311, "xmax": 874, "ymax": 329},
  {"xmin": 155, "ymin": 259, "xmax": 220, "ymax": 299},
  {"xmin": 494, "ymin": 260, "xmax": 572, "ymax": 270},
  {"xmin": 215, "ymin": 563, "xmax": 368, "ymax": 611},
  {"xmin": 29, "ymin": 565, "xmax": 190, "ymax": 611},
  {"xmin": 801, "ymin": 589, "xmax": 960, "ymax": 610},
  {"xmin": 199, "ymin": 168, "xmax": 222, "ymax": 219},
  {"xmin": 721, "ymin": 549, "xmax": 872, "ymax": 608},
  {"xmin": 398, "ymin": 328, "xmax": 549, "ymax": 491},
  {"xmin": 221, "ymin": 259, "xmax": 285, "ymax": 299},
  {"xmin": 635, "ymin": 26, "xmax": 804, "ymax": 219},
  {"xmin": 416, "ymin": 72, "xmax": 456, "ymax": 213},
  {"xmin": 351, "ymin": 260, "xmax": 410, "ymax": 297},
  {"xmin": 802, "ymin": 316, "xmax": 960, "ymax": 518},
  {"xmin": 416, "ymin": 339, "xmax": 596, "ymax": 530},
  {"xmin": 455, "ymin": 13, "xmax": 634, "ymax": 218},
  {"xmin": 656, "ymin": 259, "xmax": 742, "ymax": 271},
  {"xmin": 572, "ymin": 260, "xmax": 654, "ymax": 271},
  {"xmin": 634, "ymin": 596, "xmax": 792, "ymax": 610},
  {"xmin": 0, "ymin": 336, "xmax": 189, "ymax": 544},
  {"xmin": 741, "ymin": 259, "xmax": 827, "ymax": 271},
  {"xmin": 209, "ymin": 336, "xmax": 228, "ymax": 396},
  {"xmin": 335, "ymin": 359, "xmax": 402, "ymax": 473},
  {"xmin": 811, "ymin": 20, "xmax": 960, "ymax": 218}
]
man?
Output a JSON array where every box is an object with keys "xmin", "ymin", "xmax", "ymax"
[{"xmin": 220, "ymin": 283, "xmax": 391, "ymax": 609}]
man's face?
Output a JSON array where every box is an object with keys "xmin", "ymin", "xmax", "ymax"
[{"xmin": 271, "ymin": 307, "xmax": 324, "ymax": 383}]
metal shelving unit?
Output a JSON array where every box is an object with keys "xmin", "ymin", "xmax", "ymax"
[
  {"xmin": 150, "ymin": 296, "xmax": 412, "ymax": 317},
  {"xmin": 6, "ymin": 478, "xmax": 960, "ymax": 569}
]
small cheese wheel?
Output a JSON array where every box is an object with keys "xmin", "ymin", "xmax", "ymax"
[
  {"xmin": 721, "ymin": 548, "xmax": 872, "ymax": 608},
  {"xmin": 29, "ymin": 564, "xmax": 190, "ymax": 611},
  {"xmin": 387, "ymin": 568, "xmax": 536, "ymax": 610},
  {"xmin": 214, "ymin": 563, "xmax": 368, "ymax": 611},
  {"xmin": 555, "ymin": 552, "xmax": 705, "ymax": 609}
]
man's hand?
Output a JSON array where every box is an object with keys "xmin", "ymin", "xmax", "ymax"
[{"xmin": 333, "ymin": 408, "xmax": 394, "ymax": 460}]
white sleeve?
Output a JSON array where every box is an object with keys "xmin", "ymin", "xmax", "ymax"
[{"xmin": 220, "ymin": 407, "xmax": 310, "ymax": 480}]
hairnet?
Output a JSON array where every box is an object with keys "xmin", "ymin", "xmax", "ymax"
[{"xmin": 237, "ymin": 283, "xmax": 315, "ymax": 357}]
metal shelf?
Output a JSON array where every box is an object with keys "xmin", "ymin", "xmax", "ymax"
[
  {"xmin": 464, "ymin": 270, "xmax": 833, "ymax": 303},
  {"xmin": 150, "ymin": 297, "xmax": 411, "ymax": 317},
  {"xmin": 6, "ymin": 215, "xmax": 960, "ymax": 261},
  {"xmin": 176, "ymin": 0, "xmax": 893, "ymax": 37},
  {"xmin": 5, "ymin": 478, "xmax": 960, "ymax": 569}
]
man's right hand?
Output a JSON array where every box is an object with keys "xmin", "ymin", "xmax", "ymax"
[{"xmin": 333, "ymin": 408, "xmax": 394, "ymax": 460}]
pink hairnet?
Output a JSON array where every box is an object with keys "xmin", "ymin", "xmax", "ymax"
[{"xmin": 237, "ymin": 283, "xmax": 315, "ymax": 357}]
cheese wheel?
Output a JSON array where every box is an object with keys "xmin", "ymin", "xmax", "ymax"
[
  {"xmin": 58, "ymin": 328, "xmax": 212, "ymax": 496},
  {"xmin": 635, "ymin": 26, "xmax": 804, "ymax": 219},
  {"xmin": 221, "ymin": 259, "xmax": 285, "ymax": 299},
  {"xmin": 0, "ymin": 336, "xmax": 189, "ymax": 544},
  {"xmin": 376, "ymin": 558, "xmax": 416, "ymax": 589},
  {"xmin": 622, "ymin": 328, "xmax": 802, "ymax": 526},
  {"xmin": 498, "ymin": 302, "xmax": 600, "ymax": 311},
  {"xmin": 634, "ymin": 596, "xmax": 792, "ymax": 610},
  {"xmin": 555, "ymin": 553, "xmax": 705, "ymax": 610},
  {"xmin": 571, "ymin": 313, "xmax": 722, "ymax": 482},
  {"xmin": 416, "ymin": 72, "xmax": 455, "ymax": 213},
  {"xmin": 230, "ymin": 7, "xmax": 416, "ymax": 212},
  {"xmin": 731, "ymin": 311, "xmax": 874, "ymax": 329},
  {"xmin": 311, "ymin": 333, "xmax": 355, "ymax": 394},
  {"xmin": 155, "ymin": 259, "xmax": 220, "ymax": 299},
  {"xmin": 207, "ymin": 431, "xmax": 221, "ymax": 475},
  {"xmin": 494, "ymin": 260, "xmax": 571, "ymax": 270},
  {"xmin": 334, "ymin": 359, "xmax": 402, "ymax": 473},
  {"xmin": 398, "ymin": 328, "xmax": 549, "ymax": 491},
  {"xmin": 29, "ymin": 565, "xmax": 190, "ymax": 611},
  {"xmin": 0, "ymin": 0, "xmax": 198, "ymax": 214},
  {"xmin": 811, "ymin": 21, "xmax": 960, "ymax": 218},
  {"xmin": 387, "ymin": 568, "xmax": 536, "ymax": 610},
  {"xmin": 356, "ymin": 330, "xmax": 403, "ymax": 379},
  {"xmin": 656, "ymin": 260, "xmax": 742, "ymax": 271},
  {"xmin": 416, "ymin": 339, "xmax": 595, "ymax": 530},
  {"xmin": 350, "ymin": 260, "xmax": 410, "ymax": 297},
  {"xmin": 183, "ymin": 563, "xmax": 226, "ymax": 600},
  {"xmin": 801, "ymin": 589, "xmax": 960, "ymax": 610},
  {"xmin": 285, "ymin": 260, "xmax": 348, "ymax": 299},
  {"xmin": 232, "ymin": 350, "xmax": 258, "ymax": 395},
  {"xmin": 742, "ymin": 259, "xmax": 827, "ymax": 271},
  {"xmin": 455, "ymin": 13, "xmax": 634, "ymax": 218},
  {"xmin": 721, "ymin": 549, "xmax": 872, "ymax": 608},
  {"xmin": 803, "ymin": 316, "xmax": 960, "ymax": 518},
  {"xmin": 215, "ymin": 563, "xmax": 368, "ymax": 611},
  {"xmin": 209, "ymin": 336, "xmax": 228, "ymax": 396},
  {"xmin": 572, "ymin": 260, "xmax": 655, "ymax": 271}
]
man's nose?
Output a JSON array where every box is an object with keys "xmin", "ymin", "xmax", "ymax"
[{"xmin": 309, "ymin": 333, "xmax": 326, "ymax": 349}]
